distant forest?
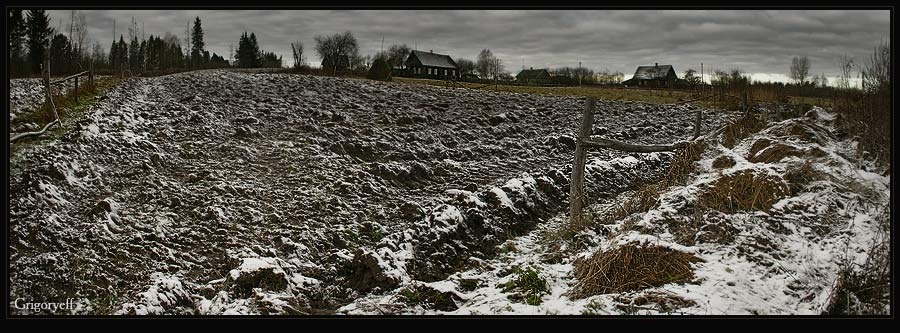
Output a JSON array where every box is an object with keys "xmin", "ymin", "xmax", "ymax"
[{"xmin": 8, "ymin": 10, "xmax": 282, "ymax": 78}]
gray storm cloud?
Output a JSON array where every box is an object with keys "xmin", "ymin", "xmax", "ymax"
[{"xmin": 47, "ymin": 9, "xmax": 889, "ymax": 83}]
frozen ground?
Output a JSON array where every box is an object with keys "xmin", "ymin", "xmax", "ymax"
[
  {"xmin": 340, "ymin": 107, "xmax": 890, "ymax": 315},
  {"xmin": 10, "ymin": 69, "xmax": 746, "ymax": 315}
]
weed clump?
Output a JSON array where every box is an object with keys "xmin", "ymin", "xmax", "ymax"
[
  {"xmin": 721, "ymin": 113, "xmax": 766, "ymax": 148},
  {"xmin": 497, "ymin": 266, "xmax": 549, "ymax": 305},
  {"xmin": 824, "ymin": 218, "xmax": 890, "ymax": 315},
  {"xmin": 573, "ymin": 243, "xmax": 702, "ymax": 297},
  {"xmin": 698, "ymin": 169, "xmax": 790, "ymax": 213}
]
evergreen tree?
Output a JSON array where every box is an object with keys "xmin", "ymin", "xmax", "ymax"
[
  {"xmin": 116, "ymin": 35, "xmax": 128, "ymax": 74},
  {"xmin": 249, "ymin": 32, "xmax": 260, "ymax": 65},
  {"xmin": 26, "ymin": 9, "xmax": 52, "ymax": 74},
  {"xmin": 109, "ymin": 39, "xmax": 118, "ymax": 71},
  {"xmin": 129, "ymin": 35, "xmax": 140, "ymax": 73},
  {"xmin": 235, "ymin": 32, "xmax": 261, "ymax": 68},
  {"xmin": 190, "ymin": 16, "xmax": 204, "ymax": 68},
  {"xmin": 49, "ymin": 33, "xmax": 73, "ymax": 76},
  {"xmin": 9, "ymin": 9, "xmax": 27, "ymax": 76}
]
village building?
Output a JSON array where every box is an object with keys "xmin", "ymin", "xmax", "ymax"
[
  {"xmin": 622, "ymin": 63, "xmax": 679, "ymax": 88},
  {"xmin": 404, "ymin": 50, "xmax": 459, "ymax": 79},
  {"xmin": 321, "ymin": 54, "xmax": 351, "ymax": 72},
  {"xmin": 516, "ymin": 68, "xmax": 552, "ymax": 84}
]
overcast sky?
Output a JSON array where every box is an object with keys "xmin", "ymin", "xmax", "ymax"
[{"xmin": 46, "ymin": 9, "xmax": 889, "ymax": 85}]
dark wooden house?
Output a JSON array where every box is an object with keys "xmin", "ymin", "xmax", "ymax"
[
  {"xmin": 516, "ymin": 68, "xmax": 551, "ymax": 84},
  {"xmin": 622, "ymin": 63, "xmax": 678, "ymax": 88},
  {"xmin": 404, "ymin": 50, "xmax": 459, "ymax": 79},
  {"xmin": 321, "ymin": 54, "xmax": 351, "ymax": 73}
]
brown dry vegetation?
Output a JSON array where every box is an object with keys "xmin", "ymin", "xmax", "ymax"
[
  {"xmin": 720, "ymin": 112, "xmax": 767, "ymax": 148},
  {"xmin": 698, "ymin": 169, "xmax": 790, "ymax": 213},
  {"xmin": 573, "ymin": 243, "xmax": 703, "ymax": 297}
]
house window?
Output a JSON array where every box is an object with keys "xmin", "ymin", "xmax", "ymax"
[
  {"xmin": 428, "ymin": 68, "xmax": 432, "ymax": 75},
  {"xmin": 444, "ymin": 69, "xmax": 447, "ymax": 76}
]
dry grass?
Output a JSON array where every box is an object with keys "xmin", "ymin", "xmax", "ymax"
[
  {"xmin": 824, "ymin": 209, "xmax": 890, "ymax": 315},
  {"xmin": 572, "ymin": 243, "xmax": 703, "ymax": 297},
  {"xmin": 720, "ymin": 112, "xmax": 767, "ymax": 148},
  {"xmin": 698, "ymin": 169, "xmax": 790, "ymax": 213},
  {"xmin": 832, "ymin": 87, "xmax": 890, "ymax": 169}
]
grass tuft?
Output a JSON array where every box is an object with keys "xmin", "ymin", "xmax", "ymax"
[{"xmin": 573, "ymin": 243, "xmax": 702, "ymax": 297}]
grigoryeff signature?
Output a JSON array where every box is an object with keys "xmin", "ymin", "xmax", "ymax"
[{"xmin": 13, "ymin": 298, "xmax": 78, "ymax": 312}]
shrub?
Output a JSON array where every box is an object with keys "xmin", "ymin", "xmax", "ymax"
[{"xmin": 366, "ymin": 58, "xmax": 392, "ymax": 81}]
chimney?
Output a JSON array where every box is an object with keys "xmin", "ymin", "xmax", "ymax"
[
  {"xmin": 655, "ymin": 63, "xmax": 658, "ymax": 67},
  {"xmin": 429, "ymin": 50, "xmax": 433, "ymax": 53},
  {"xmin": 530, "ymin": 67, "xmax": 533, "ymax": 70}
]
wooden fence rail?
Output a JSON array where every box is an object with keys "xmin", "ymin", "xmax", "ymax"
[
  {"xmin": 10, "ymin": 43, "xmax": 93, "ymax": 143},
  {"xmin": 568, "ymin": 97, "xmax": 704, "ymax": 225}
]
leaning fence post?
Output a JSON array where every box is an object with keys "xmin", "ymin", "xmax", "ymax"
[
  {"xmin": 43, "ymin": 52, "xmax": 63, "ymax": 130},
  {"xmin": 569, "ymin": 97, "xmax": 596, "ymax": 227},
  {"xmin": 693, "ymin": 109, "xmax": 703, "ymax": 140},
  {"xmin": 74, "ymin": 75, "xmax": 79, "ymax": 101}
]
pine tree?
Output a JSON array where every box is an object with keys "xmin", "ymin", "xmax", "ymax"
[
  {"xmin": 9, "ymin": 9, "xmax": 27, "ymax": 76},
  {"xmin": 129, "ymin": 35, "xmax": 140, "ymax": 73},
  {"xmin": 249, "ymin": 32, "xmax": 260, "ymax": 66},
  {"xmin": 26, "ymin": 9, "xmax": 52, "ymax": 75},
  {"xmin": 117, "ymin": 35, "xmax": 128, "ymax": 74},
  {"xmin": 109, "ymin": 39, "xmax": 118, "ymax": 71},
  {"xmin": 191, "ymin": 16, "xmax": 204, "ymax": 68}
]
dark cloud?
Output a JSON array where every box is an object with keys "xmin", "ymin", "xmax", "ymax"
[{"xmin": 47, "ymin": 9, "xmax": 888, "ymax": 83}]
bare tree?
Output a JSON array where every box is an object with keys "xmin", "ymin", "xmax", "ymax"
[
  {"xmin": 837, "ymin": 53, "xmax": 855, "ymax": 90},
  {"xmin": 476, "ymin": 49, "xmax": 494, "ymax": 79},
  {"xmin": 455, "ymin": 58, "xmax": 475, "ymax": 76},
  {"xmin": 72, "ymin": 11, "xmax": 88, "ymax": 67},
  {"xmin": 790, "ymin": 55, "xmax": 810, "ymax": 84},
  {"xmin": 386, "ymin": 44, "xmax": 410, "ymax": 70},
  {"xmin": 291, "ymin": 40, "xmax": 304, "ymax": 68},
  {"xmin": 314, "ymin": 31, "xmax": 358, "ymax": 75},
  {"xmin": 861, "ymin": 40, "xmax": 889, "ymax": 93}
]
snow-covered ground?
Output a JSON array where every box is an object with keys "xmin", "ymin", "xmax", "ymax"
[
  {"xmin": 339, "ymin": 107, "xmax": 890, "ymax": 315},
  {"xmin": 8, "ymin": 76, "xmax": 110, "ymax": 131},
  {"xmin": 18, "ymin": 69, "xmax": 885, "ymax": 316}
]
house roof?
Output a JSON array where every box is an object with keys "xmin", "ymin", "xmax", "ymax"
[
  {"xmin": 631, "ymin": 65, "xmax": 675, "ymax": 80},
  {"xmin": 516, "ymin": 68, "xmax": 550, "ymax": 80},
  {"xmin": 408, "ymin": 50, "xmax": 458, "ymax": 69}
]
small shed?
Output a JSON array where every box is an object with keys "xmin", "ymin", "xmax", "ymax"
[
  {"xmin": 623, "ymin": 63, "xmax": 678, "ymax": 88},
  {"xmin": 405, "ymin": 50, "xmax": 459, "ymax": 79}
]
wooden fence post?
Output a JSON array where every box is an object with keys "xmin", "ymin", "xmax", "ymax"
[
  {"xmin": 569, "ymin": 97, "xmax": 595, "ymax": 226},
  {"xmin": 44, "ymin": 53, "xmax": 63, "ymax": 130},
  {"xmin": 693, "ymin": 109, "xmax": 703, "ymax": 140},
  {"xmin": 74, "ymin": 76, "xmax": 79, "ymax": 101}
]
